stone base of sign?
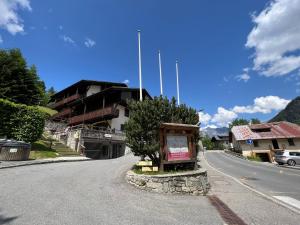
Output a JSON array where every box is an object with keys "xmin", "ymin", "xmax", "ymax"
[{"xmin": 126, "ymin": 168, "xmax": 210, "ymax": 195}]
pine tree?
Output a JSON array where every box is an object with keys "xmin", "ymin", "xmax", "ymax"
[
  {"xmin": 124, "ymin": 96, "xmax": 199, "ymax": 164},
  {"xmin": 0, "ymin": 49, "xmax": 45, "ymax": 105}
]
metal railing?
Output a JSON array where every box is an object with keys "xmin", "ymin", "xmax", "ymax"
[{"xmin": 80, "ymin": 128, "xmax": 125, "ymax": 141}]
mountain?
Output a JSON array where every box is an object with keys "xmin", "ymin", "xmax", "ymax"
[
  {"xmin": 269, "ymin": 96, "xmax": 300, "ymax": 125},
  {"xmin": 201, "ymin": 127, "xmax": 229, "ymax": 138}
]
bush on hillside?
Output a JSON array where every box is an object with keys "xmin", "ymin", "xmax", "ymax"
[{"xmin": 0, "ymin": 99, "xmax": 46, "ymax": 143}]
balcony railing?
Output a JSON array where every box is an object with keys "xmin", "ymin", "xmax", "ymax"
[
  {"xmin": 53, "ymin": 93, "xmax": 80, "ymax": 109},
  {"xmin": 69, "ymin": 106, "xmax": 118, "ymax": 125},
  {"xmin": 81, "ymin": 129, "xmax": 125, "ymax": 141},
  {"xmin": 52, "ymin": 108, "xmax": 72, "ymax": 119}
]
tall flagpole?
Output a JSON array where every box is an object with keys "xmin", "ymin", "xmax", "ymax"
[
  {"xmin": 176, "ymin": 60, "xmax": 180, "ymax": 105},
  {"xmin": 138, "ymin": 30, "xmax": 143, "ymax": 101},
  {"xmin": 158, "ymin": 50, "xmax": 163, "ymax": 95}
]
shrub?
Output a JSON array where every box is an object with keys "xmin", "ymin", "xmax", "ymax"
[
  {"xmin": 124, "ymin": 96, "xmax": 199, "ymax": 164},
  {"xmin": 0, "ymin": 99, "xmax": 46, "ymax": 143},
  {"xmin": 201, "ymin": 136, "xmax": 214, "ymax": 150}
]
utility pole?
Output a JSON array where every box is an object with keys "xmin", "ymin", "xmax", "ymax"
[
  {"xmin": 138, "ymin": 30, "xmax": 143, "ymax": 101},
  {"xmin": 158, "ymin": 50, "xmax": 163, "ymax": 95}
]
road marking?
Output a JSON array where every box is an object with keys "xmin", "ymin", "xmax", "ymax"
[
  {"xmin": 273, "ymin": 196, "xmax": 300, "ymax": 210},
  {"xmin": 217, "ymin": 151, "xmax": 300, "ymax": 177},
  {"xmin": 203, "ymin": 152, "xmax": 300, "ymax": 215}
]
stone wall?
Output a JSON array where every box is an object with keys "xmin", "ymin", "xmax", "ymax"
[{"xmin": 126, "ymin": 169, "xmax": 209, "ymax": 195}]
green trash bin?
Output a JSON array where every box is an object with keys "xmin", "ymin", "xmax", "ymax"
[{"xmin": 0, "ymin": 140, "xmax": 31, "ymax": 161}]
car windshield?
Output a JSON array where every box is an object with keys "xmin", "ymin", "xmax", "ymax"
[{"xmin": 275, "ymin": 151, "xmax": 284, "ymax": 156}]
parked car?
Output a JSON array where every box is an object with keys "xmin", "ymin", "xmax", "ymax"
[{"xmin": 275, "ymin": 151, "xmax": 300, "ymax": 166}]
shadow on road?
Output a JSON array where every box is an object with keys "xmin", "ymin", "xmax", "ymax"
[
  {"xmin": 276, "ymin": 165, "xmax": 300, "ymax": 171},
  {"xmin": 0, "ymin": 210, "xmax": 18, "ymax": 225}
]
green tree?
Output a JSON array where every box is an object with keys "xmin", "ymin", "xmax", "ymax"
[
  {"xmin": 40, "ymin": 87, "xmax": 56, "ymax": 106},
  {"xmin": 0, "ymin": 49, "xmax": 45, "ymax": 105},
  {"xmin": 229, "ymin": 118, "xmax": 249, "ymax": 129},
  {"xmin": 250, "ymin": 118, "xmax": 261, "ymax": 124},
  {"xmin": 202, "ymin": 136, "xmax": 214, "ymax": 150},
  {"xmin": 124, "ymin": 96, "xmax": 199, "ymax": 164}
]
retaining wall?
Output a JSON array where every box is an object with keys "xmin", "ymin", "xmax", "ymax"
[{"xmin": 126, "ymin": 169, "xmax": 209, "ymax": 195}]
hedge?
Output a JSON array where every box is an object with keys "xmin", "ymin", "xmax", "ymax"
[{"xmin": 0, "ymin": 99, "xmax": 46, "ymax": 143}]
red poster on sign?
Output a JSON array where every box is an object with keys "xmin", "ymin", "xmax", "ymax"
[{"xmin": 167, "ymin": 135, "xmax": 190, "ymax": 161}]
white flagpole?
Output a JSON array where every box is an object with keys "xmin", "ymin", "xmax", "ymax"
[
  {"xmin": 176, "ymin": 60, "xmax": 180, "ymax": 105},
  {"xmin": 138, "ymin": 30, "xmax": 143, "ymax": 101},
  {"xmin": 158, "ymin": 50, "xmax": 163, "ymax": 95}
]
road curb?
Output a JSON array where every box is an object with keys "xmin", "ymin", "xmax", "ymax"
[
  {"xmin": 0, "ymin": 158, "xmax": 92, "ymax": 170},
  {"xmin": 224, "ymin": 150, "xmax": 300, "ymax": 170},
  {"xmin": 203, "ymin": 152, "xmax": 300, "ymax": 215}
]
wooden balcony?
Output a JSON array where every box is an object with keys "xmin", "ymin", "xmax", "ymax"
[
  {"xmin": 69, "ymin": 106, "xmax": 118, "ymax": 125},
  {"xmin": 52, "ymin": 108, "xmax": 72, "ymax": 119},
  {"xmin": 53, "ymin": 94, "xmax": 80, "ymax": 109}
]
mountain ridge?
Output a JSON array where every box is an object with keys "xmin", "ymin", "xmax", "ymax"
[{"xmin": 269, "ymin": 96, "xmax": 300, "ymax": 125}]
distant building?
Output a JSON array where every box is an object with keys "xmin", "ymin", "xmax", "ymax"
[
  {"xmin": 230, "ymin": 121, "xmax": 300, "ymax": 162},
  {"xmin": 211, "ymin": 135, "xmax": 229, "ymax": 149},
  {"xmin": 48, "ymin": 80, "xmax": 151, "ymax": 159}
]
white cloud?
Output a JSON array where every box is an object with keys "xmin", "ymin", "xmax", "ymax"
[
  {"xmin": 246, "ymin": 0, "xmax": 300, "ymax": 77},
  {"xmin": 123, "ymin": 79, "xmax": 130, "ymax": 85},
  {"xmin": 211, "ymin": 107, "xmax": 238, "ymax": 127},
  {"xmin": 84, "ymin": 38, "xmax": 96, "ymax": 48},
  {"xmin": 0, "ymin": 0, "xmax": 31, "ymax": 35},
  {"xmin": 203, "ymin": 124, "xmax": 217, "ymax": 129},
  {"xmin": 198, "ymin": 112, "xmax": 211, "ymax": 125},
  {"xmin": 61, "ymin": 35, "xmax": 75, "ymax": 45},
  {"xmin": 204, "ymin": 95, "xmax": 290, "ymax": 128},
  {"xmin": 236, "ymin": 73, "xmax": 250, "ymax": 82},
  {"xmin": 232, "ymin": 96, "xmax": 290, "ymax": 114},
  {"xmin": 0, "ymin": 35, "xmax": 3, "ymax": 43},
  {"xmin": 59, "ymin": 25, "xmax": 63, "ymax": 30}
]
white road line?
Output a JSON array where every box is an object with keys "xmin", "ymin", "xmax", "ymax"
[
  {"xmin": 273, "ymin": 196, "xmax": 300, "ymax": 210},
  {"xmin": 203, "ymin": 152, "xmax": 300, "ymax": 215}
]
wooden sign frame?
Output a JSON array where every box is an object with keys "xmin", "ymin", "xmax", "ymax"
[{"xmin": 159, "ymin": 123, "xmax": 199, "ymax": 172}]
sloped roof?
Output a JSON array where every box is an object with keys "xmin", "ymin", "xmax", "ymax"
[
  {"xmin": 52, "ymin": 80, "xmax": 127, "ymax": 99},
  {"xmin": 212, "ymin": 135, "xmax": 229, "ymax": 141},
  {"xmin": 231, "ymin": 121, "xmax": 300, "ymax": 141}
]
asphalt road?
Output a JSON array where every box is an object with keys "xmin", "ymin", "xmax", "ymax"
[
  {"xmin": 0, "ymin": 155, "xmax": 224, "ymax": 225},
  {"xmin": 205, "ymin": 151, "xmax": 300, "ymax": 208}
]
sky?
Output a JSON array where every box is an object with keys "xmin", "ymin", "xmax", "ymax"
[{"xmin": 1, "ymin": 0, "xmax": 300, "ymax": 128}]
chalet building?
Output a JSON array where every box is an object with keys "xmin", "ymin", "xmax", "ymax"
[
  {"xmin": 211, "ymin": 135, "xmax": 229, "ymax": 149},
  {"xmin": 49, "ymin": 80, "xmax": 151, "ymax": 159},
  {"xmin": 230, "ymin": 121, "xmax": 300, "ymax": 162}
]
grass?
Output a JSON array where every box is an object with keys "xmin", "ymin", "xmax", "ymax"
[
  {"xmin": 29, "ymin": 134, "xmax": 80, "ymax": 159},
  {"xmin": 37, "ymin": 106, "xmax": 57, "ymax": 116},
  {"xmin": 30, "ymin": 140, "xmax": 58, "ymax": 159},
  {"xmin": 247, "ymin": 156, "xmax": 262, "ymax": 162}
]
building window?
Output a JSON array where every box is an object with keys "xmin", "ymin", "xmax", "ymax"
[
  {"xmin": 288, "ymin": 138, "xmax": 295, "ymax": 146},
  {"xmin": 253, "ymin": 140, "xmax": 259, "ymax": 147},
  {"xmin": 124, "ymin": 108, "xmax": 130, "ymax": 117},
  {"xmin": 120, "ymin": 124, "xmax": 125, "ymax": 131}
]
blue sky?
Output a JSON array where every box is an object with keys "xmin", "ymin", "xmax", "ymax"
[{"xmin": 1, "ymin": 0, "xmax": 300, "ymax": 127}]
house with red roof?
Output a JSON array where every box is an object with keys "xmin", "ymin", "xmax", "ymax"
[{"xmin": 230, "ymin": 121, "xmax": 300, "ymax": 162}]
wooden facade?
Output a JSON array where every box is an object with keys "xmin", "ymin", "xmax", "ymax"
[
  {"xmin": 49, "ymin": 80, "xmax": 151, "ymax": 129},
  {"xmin": 49, "ymin": 80, "xmax": 152, "ymax": 159}
]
